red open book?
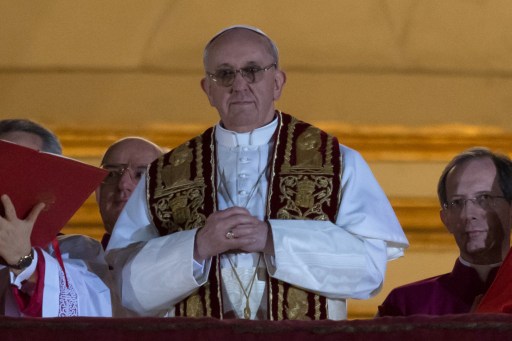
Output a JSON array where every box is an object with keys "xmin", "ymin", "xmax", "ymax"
[{"xmin": 0, "ymin": 139, "xmax": 107, "ymax": 250}]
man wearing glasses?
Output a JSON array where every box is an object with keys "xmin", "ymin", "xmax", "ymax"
[
  {"xmin": 96, "ymin": 137, "xmax": 162, "ymax": 249},
  {"xmin": 378, "ymin": 147, "xmax": 512, "ymax": 316},
  {"xmin": 107, "ymin": 25, "xmax": 408, "ymax": 320}
]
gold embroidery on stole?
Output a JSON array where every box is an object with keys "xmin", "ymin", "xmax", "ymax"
[
  {"xmin": 149, "ymin": 137, "xmax": 212, "ymax": 317},
  {"xmin": 287, "ymin": 286, "xmax": 311, "ymax": 320},
  {"xmin": 185, "ymin": 294, "xmax": 204, "ymax": 316},
  {"xmin": 277, "ymin": 118, "xmax": 335, "ymax": 221},
  {"xmin": 151, "ymin": 139, "xmax": 206, "ymax": 233}
]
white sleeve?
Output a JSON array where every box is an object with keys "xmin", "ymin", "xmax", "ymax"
[
  {"xmin": 106, "ymin": 176, "xmax": 211, "ymax": 316},
  {"xmin": 107, "ymin": 174, "xmax": 159, "ymax": 252},
  {"xmin": 265, "ymin": 145, "xmax": 409, "ymax": 299},
  {"xmin": 121, "ymin": 229, "xmax": 211, "ymax": 315}
]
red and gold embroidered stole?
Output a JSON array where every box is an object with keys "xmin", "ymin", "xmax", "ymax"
[{"xmin": 147, "ymin": 112, "xmax": 342, "ymax": 320}]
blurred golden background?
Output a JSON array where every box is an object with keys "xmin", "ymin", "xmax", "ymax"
[{"xmin": 2, "ymin": 0, "xmax": 512, "ymax": 318}]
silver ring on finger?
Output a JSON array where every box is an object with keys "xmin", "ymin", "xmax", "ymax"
[{"xmin": 225, "ymin": 230, "xmax": 235, "ymax": 240}]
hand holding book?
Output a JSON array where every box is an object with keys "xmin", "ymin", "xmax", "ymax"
[
  {"xmin": 0, "ymin": 139, "xmax": 107, "ymax": 264},
  {"xmin": 0, "ymin": 194, "xmax": 45, "ymax": 266}
]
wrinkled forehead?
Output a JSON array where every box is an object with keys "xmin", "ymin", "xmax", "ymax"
[{"xmin": 203, "ymin": 26, "xmax": 278, "ymax": 67}]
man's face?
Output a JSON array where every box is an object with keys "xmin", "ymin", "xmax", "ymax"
[
  {"xmin": 201, "ymin": 29, "xmax": 286, "ymax": 133},
  {"xmin": 96, "ymin": 139, "xmax": 161, "ymax": 234},
  {"xmin": 0, "ymin": 131, "xmax": 44, "ymax": 151},
  {"xmin": 441, "ymin": 157, "xmax": 512, "ymax": 264}
]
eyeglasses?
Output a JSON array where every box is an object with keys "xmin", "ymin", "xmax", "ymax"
[
  {"xmin": 443, "ymin": 194, "xmax": 507, "ymax": 212},
  {"xmin": 101, "ymin": 164, "xmax": 148, "ymax": 185},
  {"xmin": 206, "ymin": 63, "xmax": 277, "ymax": 87}
]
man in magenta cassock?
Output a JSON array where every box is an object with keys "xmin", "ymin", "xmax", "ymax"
[{"xmin": 378, "ymin": 147, "xmax": 512, "ymax": 316}]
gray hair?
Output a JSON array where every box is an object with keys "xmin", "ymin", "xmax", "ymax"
[
  {"xmin": 203, "ymin": 25, "xmax": 280, "ymax": 69},
  {"xmin": 437, "ymin": 147, "xmax": 512, "ymax": 206},
  {"xmin": 0, "ymin": 119, "xmax": 62, "ymax": 155}
]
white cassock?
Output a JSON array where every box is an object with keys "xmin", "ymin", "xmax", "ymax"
[{"xmin": 107, "ymin": 118, "xmax": 409, "ymax": 320}]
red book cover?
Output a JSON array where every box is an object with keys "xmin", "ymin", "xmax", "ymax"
[{"xmin": 0, "ymin": 139, "xmax": 107, "ymax": 249}]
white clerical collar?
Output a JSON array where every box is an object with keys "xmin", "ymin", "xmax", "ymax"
[
  {"xmin": 459, "ymin": 256, "xmax": 502, "ymax": 269},
  {"xmin": 459, "ymin": 256, "xmax": 502, "ymax": 282},
  {"xmin": 215, "ymin": 118, "xmax": 278, "ymax": 148}
]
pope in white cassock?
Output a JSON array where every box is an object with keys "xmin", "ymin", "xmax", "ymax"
[{"xmin": 107, "ymin": 25, "xmax": 409, "ymax": 320}]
